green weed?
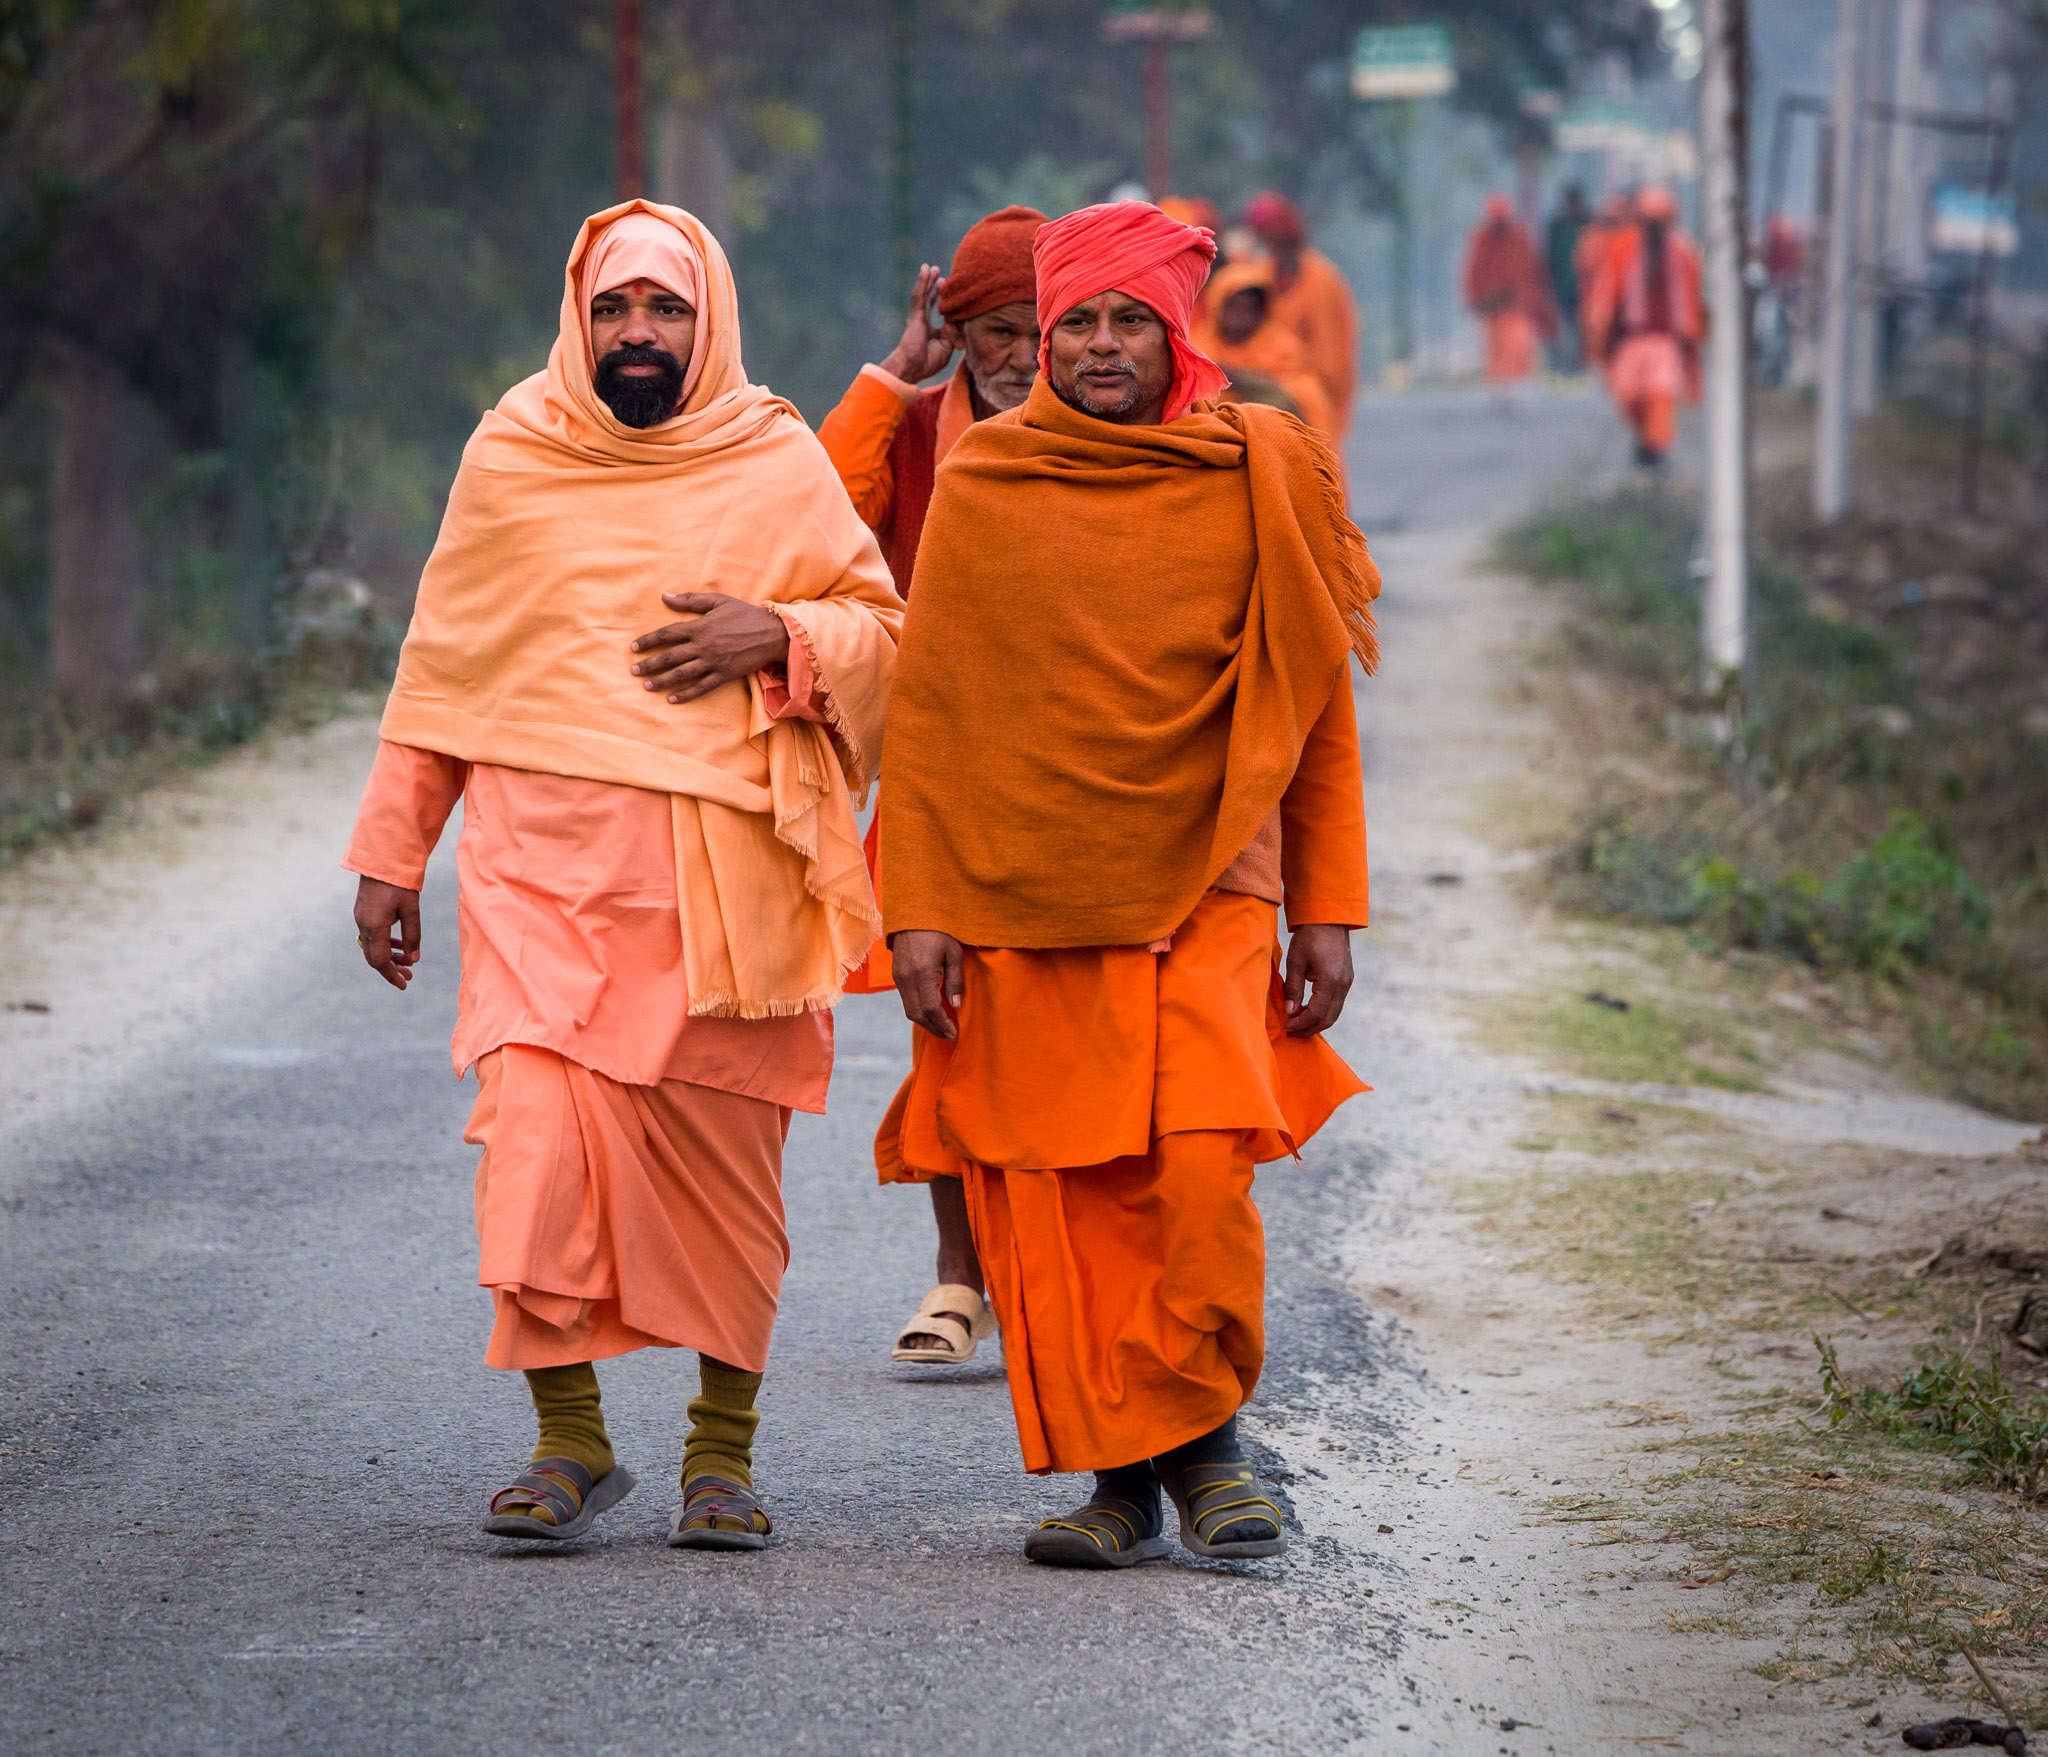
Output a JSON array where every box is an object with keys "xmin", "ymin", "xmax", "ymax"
[{"xmin": 1818, "ymin": 1337, "xmax": 2048, "ymax": 1501}]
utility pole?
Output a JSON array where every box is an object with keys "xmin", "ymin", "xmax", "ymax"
[
  {"xmin": 1699, "ymin": 0, "xmax": 1751, "ymax": 693},
  {"xmin": 1101, "ymin": 5, "xmax": 1212, "ymax": 198},
  {"xmin": 616, "ymin": 0, "xmax": 644, "ymax": 198},
  {"xmin": 890, "ymin": 0, "xmax": 916, "ymax": 296},
  {"xmin": 1813, "ymin": 0, "xmax": 1861, "ymax": 521}
]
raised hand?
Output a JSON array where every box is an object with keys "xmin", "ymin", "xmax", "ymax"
[{"xmin": 878, "ymin": 263, "xmax": 956, "ymax": 385}]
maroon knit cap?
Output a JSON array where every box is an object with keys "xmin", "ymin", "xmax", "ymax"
[{"xmin": 939, "ymin": 205, "xmax": 1047, "ymax": 322}]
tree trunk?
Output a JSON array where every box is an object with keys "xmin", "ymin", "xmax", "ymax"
[{"xmin": 48, "ymin": 343, "xmax": 143, "ymax": 720}]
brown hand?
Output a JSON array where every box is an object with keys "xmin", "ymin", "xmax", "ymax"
[
  {"xmin": 892, "ymin": 929, "xmax": 965, "ymax": 1042},
  {"xmin": 629, "ymin": 593, "xmax": 791, "ymax": 704},
  {"xmin": 354, "ymin": 876, "xmax": 421, "ymax": 991},
  {"xmin": 1282, "ymin": 922, "xmax": 1354, "ymax": 1037},
  {"xmin": 878, "ymin": 263, "xmax": 956, "ymax": 384}
]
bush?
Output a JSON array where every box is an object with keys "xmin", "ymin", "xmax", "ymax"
[{"xmin": 1818, "ymin": 1337, "xmax": 2048, "ymax": 1501}]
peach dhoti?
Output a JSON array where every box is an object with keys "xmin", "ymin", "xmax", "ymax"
[{"xmin": 468, "ymin": 1044, "xmax": 791, "ymax": 1372}]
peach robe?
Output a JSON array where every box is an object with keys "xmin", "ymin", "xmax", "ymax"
[{"xmin": 345, "ymin": 708, "xmax": 832, "ymax": 1371}]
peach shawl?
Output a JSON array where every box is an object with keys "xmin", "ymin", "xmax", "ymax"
[{"xmin": 381, "ymin": 200, "xmax": 904, "ymax": 1017}]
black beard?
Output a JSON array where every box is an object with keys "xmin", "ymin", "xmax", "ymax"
[{"xmin": 595, "ymin": 345, "xmax": 686, "ymax": 427}]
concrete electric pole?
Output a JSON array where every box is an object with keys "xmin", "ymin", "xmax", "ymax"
[
  {"xmin": 1699, "ymin": 0, "xmax": 1751, "ymax": 692},
  {"xmin": 1813, "ymin": 0, "xmax": 1862, "ymax": 521}
]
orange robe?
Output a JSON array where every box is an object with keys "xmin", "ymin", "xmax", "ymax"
[
  {"xmin": 345, "ymin": 670, "xmax": 834, "ymax": 1372},
  {"xmin": 814, "ymin": 361, "xmax": 980, "ymax": 997},
  {"xmin": 876, "ymin": 682, "xmax": 1369, "ymax": 1472},
  {"xmin": 1583, "ymin": 223, "xmax": 1704, "ymax": 455},
  {"xmin": 1462, "ymin": 214, "xmax": 1559, "ymax": 386},
  {"xmin": 1265, "ymin": 249, "xmax": 1359, "ymax": 430}
]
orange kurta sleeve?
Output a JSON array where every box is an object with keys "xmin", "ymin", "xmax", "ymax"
[
  {"xmin": 1279, "ymin": 675, "xmax": 1368, "ymax": 927},
  {"xmin": 343, "ymin": 739, "xmax": 468, "ymax": 891},
  {"xmin": 814, "ymin": 365, "xmax": 917, "ymax": 529}
]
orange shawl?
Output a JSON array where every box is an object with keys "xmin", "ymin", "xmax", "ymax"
[
  {"xmin": 381, "ymin": 200, "xmax": 904, "ymax": 1017},
  {"xmin": 879, "ymin": 379, "xmax": 1377, "ymax": 950}
]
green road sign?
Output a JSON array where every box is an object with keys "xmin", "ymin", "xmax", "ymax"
[{"xmin": 1350, "ymin": 23, "xmax": 1455, "ymax": 101}]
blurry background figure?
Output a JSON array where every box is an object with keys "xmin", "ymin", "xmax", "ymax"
[
  {"xmin": 1576, "ymin": 193, "xmax": 1635, "ymax": 374},
  {"xmin": 1158, "ymin": 195, "xmax": 1223, "ymax": 319},
  {"xmin": 1582, "ymin": 184, "xmax": 1702, "ymax": 470},
  {"xmin": 1193, "ymin": 260, "xmax": 1341, "ymax": 441},
  {"xmin": 1756, "ymin": 214, "xmax": 1806, "ymax": 389},
  {"xmin": 1544, "ymin": 184, "xmax": 1591, "ymax": 372},
  {"xmin": 1462, "ymin": 193, "xmax": 1559, "ymax": 410},
  {"xmin": 1242, "ymin": 191, "xmax": 1360, "ymax": 435}
]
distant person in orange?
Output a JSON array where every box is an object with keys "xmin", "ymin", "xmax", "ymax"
[
  {"xmin": 1192, "ymin": 260, "xmax": 1341, "ymax": 438},
  {"xmin": 1584, "ymin": 184, "xmax": 1703, "ymax": 467},
  {"xmin": 346, "ymin": 201, "xmax": 902, "ymax": 1552},
  {"xmin": 1462, "ymin": 194, "xmax": 1559, "ymax": 406},
  {"xmin": 1576, "ymin": 192, "xmax": 1632, "ymax": 356},
  {"xmin": 1243, "ymin": 190, "xmax": 1359, "ymax": 435},
  {"xmin": 810, "ymin": 205, "xmax": 1044, "ymax": 1371},
  {"xmin": 877, "ymin": 200, "xmax": 1377, "ymax": 1571},
  {"xmin": 1159, "ymin": 195, "xmax": 1223, "ymax": 319}
]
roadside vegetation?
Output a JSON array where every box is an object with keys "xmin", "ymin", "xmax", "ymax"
[
  {"xmin": 1498, "ymin": 400, "xmax": 2048, "ymax": 1119},
  {"xmin": 1482, "ymin": 402, "xmax": 2048, "ymax": 1723}
]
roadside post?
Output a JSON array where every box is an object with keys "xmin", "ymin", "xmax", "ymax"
[
  {"xmin": 1100, "ymin": 3, "xmax": 1214, "ymax": 201},
  {"xmin": 1814, "ymin": 0, "xmax": 1862, "ymax": 520},
  {"xmin": 1350, "ymin": 23, "xmax": 1456, "ymax": 384},
  {"xmin": 1698, "ymin": 0, "xmax": 1751, "ymax": 700}
]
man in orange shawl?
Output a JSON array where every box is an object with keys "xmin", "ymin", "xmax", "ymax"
[
  {"xmin": 344, "ymin": 202, "xmax": 902, "ymax": 1551},
  {"xmin": 809, "ymin": 206, "xmax": 1044, "ymax": 1369},
  {"xmin": 1192, "ymin": 260, "xmax": 1342, "ymax": 439},
  {"xmin": 877, "ymin": 200, "xmax": 1377, "ymax": 1571},
  {"xmin": 1583, "ymin": 184, "xmax": 1704, "ymax": 468},
  {"xmin": 1462, "ymin": 194, "xmax": 1559, "ymax": 404},
  {"xmin": 1243, "ymin": 190, "xmax": 1359, "ymax": 436}
]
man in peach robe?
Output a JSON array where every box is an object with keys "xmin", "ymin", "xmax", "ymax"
[
  {"xmin": 1463, "ymin": 194, "xmax": 1559, "ymax": 407},
  {"xmin": 1584, "ymin": 185, "xmax": 1703, "ymax": 468},
  {"xmin": 878, "ymin": 201, "xmax": 1377, "ymax": 1571},
  {"xmin": 345, "ymin": 201, "xmax": 901, "ymax": 1550}
]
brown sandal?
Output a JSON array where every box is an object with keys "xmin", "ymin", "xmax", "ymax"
[
  {"xmin": 667, "ymin": 1474, "xmax": 771, "ymax": 1551},
  {"xmin": 483, "ymin": 1456, "xmax": 636, "ymax": 1541}
]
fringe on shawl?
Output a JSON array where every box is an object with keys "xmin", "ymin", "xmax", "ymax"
[
  {"xmin": 767, "ymin": 605, "xmax": 878, "ymax": 804},
  {"xmin": 1291, "ymin": 419, "xmax": 1381, "ymax": 676}
]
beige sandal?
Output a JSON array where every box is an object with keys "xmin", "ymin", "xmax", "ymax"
[{"xmin": 891, "ymin": 1283, "xmax": 997, "ymax": 1363}]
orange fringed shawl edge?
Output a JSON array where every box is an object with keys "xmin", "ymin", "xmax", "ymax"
[{"xmin": 879, "ymin": 384, "xmax": 1377, "ymax": 952}]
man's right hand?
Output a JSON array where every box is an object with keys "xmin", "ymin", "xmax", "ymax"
[
  {"xmin": 877, "ymin": 263, "xmax": 956, "ymax": 385},
  {"xmin": 891, "ymin": 929, "xmax": 965, "ymax": 1040},
  {"xmin": 354, "ymin": 876, "xmax": 421, "ymax": 990}
]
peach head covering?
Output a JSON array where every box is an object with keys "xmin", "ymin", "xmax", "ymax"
[
  {"xmin": 380, "ymin": 200, "xmax": 905, "ymax": 1017},
  {"xmin": 579, "ymin": 210, "xmax": 712, "ymax": 408},
  {"xmin": 1033, "ymin": 199, "xmax": 1228, "ymax": 422}
]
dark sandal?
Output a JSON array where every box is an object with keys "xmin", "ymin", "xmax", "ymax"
[
  {"xmin": 483, "ymin": 1456, "xmax": 636, "ymax": 1541},
  {"xmin": 668, "ymin": 1474, "xmax": 771, "ymax": 1551},
  {"xmin": 1023, "ymin": 1495, "xmax": 1170, "ymax": 1570},
  {"xmin": 1156, "ymin": 1457, "xmax": 1288, "ymax": 1559}
]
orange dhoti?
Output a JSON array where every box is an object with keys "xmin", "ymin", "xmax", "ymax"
[
  {"xmin": 1483, "ymin": 309, "xmax": 1538, "ymax": 384},
  {"xmin": 1607, "ymin": 332, "xmax": 1690, "ymax": 454},
  {"xmin": 876, "ymin": 890, "xmax": 1366, "ymax": 1472},
  {"xmin": 468, "ymin": 1044, "xmax": 793, "ymax": 1372}
]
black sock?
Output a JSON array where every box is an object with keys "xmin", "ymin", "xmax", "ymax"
[
  {"xmin": 1091, "ymin": 1460, "xmax": 1163, "ymax": 1539},
  {"xmin": 1157, "ymin": 1414, "xmax": 1245, "ymax": 1472}
]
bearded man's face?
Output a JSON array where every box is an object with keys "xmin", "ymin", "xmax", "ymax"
[{"xmin": 589, "ymin": 280, "xmax": 698, "ymax": 427}]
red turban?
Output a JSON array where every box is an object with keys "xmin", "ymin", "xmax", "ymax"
[
  {"xmin": 1243, "ymin": 190, "xmax": 1307, "ymax": 250},
  {"xmin": 1032, "ymin": 199, "xmax": 1227, "ymax": 422},
  {"xmin": 939, "ymin": 204, "xmax": 1047, "ymax": 323}
]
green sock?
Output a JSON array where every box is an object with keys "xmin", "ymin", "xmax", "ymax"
[
  {"xmin": 681, "ymin": 1360, "xmax": 763, "ymax": 1491},
  {"xmin": 523, "ymin": 1362, "xmax": 616, "ymax": 1482}
]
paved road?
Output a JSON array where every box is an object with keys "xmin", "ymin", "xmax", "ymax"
[{"xmin": 1, "ymin": 384, "xmax": 1624, "ymax": 1754}]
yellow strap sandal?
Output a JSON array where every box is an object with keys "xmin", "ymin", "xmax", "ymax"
[
  {"xmin": 1156, "ymin": 1457, "xmax": 1288, "ymax": 1560},
  {"xmin": 1023, "ymin": 1493, "xmax": 1170, "ymax": 1570}
]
